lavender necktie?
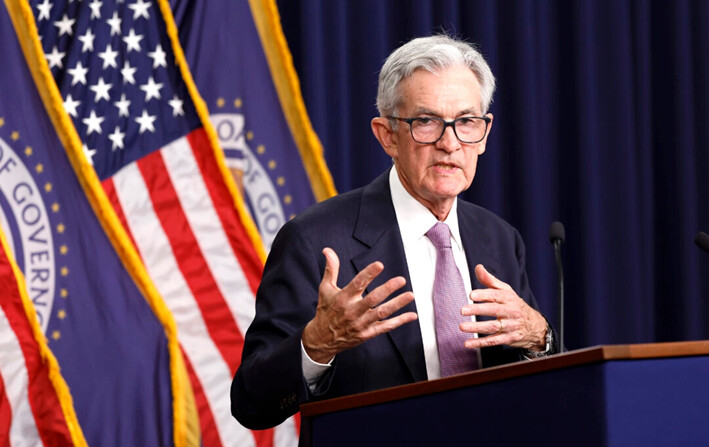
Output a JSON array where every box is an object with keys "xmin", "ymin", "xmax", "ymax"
[{"xmin": 426, "ymin": 222, "xmax": 478, "ymax": 377}]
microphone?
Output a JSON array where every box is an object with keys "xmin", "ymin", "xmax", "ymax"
[
  {"xmin": 549, "ymin": 221, "xmax": 565, "ymax": 353},
  {"xmin": 696, "ymin": 232, "xmax": 709, "ymax": 253}
]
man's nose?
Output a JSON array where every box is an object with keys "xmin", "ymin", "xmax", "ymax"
[{"xmin": 435, "ymin": 125, "xmax": 461, "ymax": 152}]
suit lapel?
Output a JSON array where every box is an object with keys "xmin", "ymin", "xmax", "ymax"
[
  {"xmin": 350, "ymin": 171, "xmax": 428, "ymax": 382},
  {"xmin": 459, "ymin": 204, "xmax": 487, "ymax": 290}
]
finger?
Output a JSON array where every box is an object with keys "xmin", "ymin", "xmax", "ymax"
[
  {"xmin": 321, "ymin": 247, "xmax": 341, "ymax": 289},
  {"xmin": 342, "ymin": 260, "xmax": 385, "ymax": 296},
  {"xmin": 359, "ymin": 276, "xmax": 407, "ymax": 310},
  {"xmin": 460, "ymin": 318, "xmax": 504, "ymax": 335},
  {"xmin": 460, "ymin": 295, "xmax": 509, "ymax": 318},
  {"xmin": 474, "ymin": 264, "xmax": 513, "ymax": 291},
  {"xmin": 464, "ymin": 333, "xmax": 509, "ymax": 349},
  {"xmin": 363, "ymin": 311, "xmax": 418, "ymax": 339},
  {"xmin": 367, "ymin": 290, "xmax": 415, "ymax": 322},
  {"xmin": 461, "ymin": 301, "xmax": 505, "ymax": 317}
]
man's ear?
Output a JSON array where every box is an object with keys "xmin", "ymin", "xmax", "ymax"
[{"xmin": 371, "ymin": 117, "xmax": 398, "ymax": 158}]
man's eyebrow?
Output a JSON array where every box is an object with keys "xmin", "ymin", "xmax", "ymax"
[
  {"xmin": 413, "ymin": 108, "xmax": 439, "ymax": 116},
  {"xmin": 456, "ymin": 108, "xmax": 482, "ymax": 116}
]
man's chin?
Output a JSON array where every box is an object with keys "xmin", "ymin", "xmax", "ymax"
[{"xmin": 428, "ymin": 180, "xmax": 470, "ymax": 198}]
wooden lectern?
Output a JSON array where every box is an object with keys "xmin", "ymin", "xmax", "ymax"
[{"xmin": 300, "ymin": 341, "xmax": 709, "ymax": 446}]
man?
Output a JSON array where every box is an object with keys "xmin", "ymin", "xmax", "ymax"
[{"xmin": 231, "ymin": 35, "xmax": 556, "ymax": 430}]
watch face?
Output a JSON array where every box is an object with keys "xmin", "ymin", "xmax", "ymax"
[{"xmin": 546, "ymin": 325, "xmax": 555, "ymax": 354}]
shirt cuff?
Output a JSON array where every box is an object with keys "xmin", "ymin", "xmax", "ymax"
[{"xmin": 301, "ymin": 340, "xmax": 333, "ymax": 391}]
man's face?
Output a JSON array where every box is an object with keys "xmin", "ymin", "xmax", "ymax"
[{"xmin": 376, "ymin": 66, "xmax": 492, "ymax": 219}]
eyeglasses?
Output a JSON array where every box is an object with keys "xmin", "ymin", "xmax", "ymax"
[{"xmin": 387, "ymin": 115, "xmax": 491, "ymax": 144}]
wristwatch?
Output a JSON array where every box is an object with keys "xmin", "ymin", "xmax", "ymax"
[{"xmin": 522, "ymin": 321, "xmax": 554, "ymax": 358}]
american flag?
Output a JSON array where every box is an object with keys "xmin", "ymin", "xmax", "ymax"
[{"xmin": 31, "ymin": 0, "xmax": 267, "ymax": 445}]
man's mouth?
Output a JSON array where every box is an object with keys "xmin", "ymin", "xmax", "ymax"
[{"xmin": 433, "ymin": 163, "xmax": 458, "ymax": 171}]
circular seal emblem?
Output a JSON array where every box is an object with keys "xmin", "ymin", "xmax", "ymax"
[
  {"xmin": 0, "ymin": 136, "xmax": 56, "ymax": 333},
  {"xmin": 211, "ymin": 113, "xmax": 285, "ymax": 251}
]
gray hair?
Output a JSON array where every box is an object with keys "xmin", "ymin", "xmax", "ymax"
[{"xmin": 376, "ymin": 35, "xmax": 496, "ymax": 117}]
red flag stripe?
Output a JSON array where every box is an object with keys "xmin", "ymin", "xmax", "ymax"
[
  {"xmin": 293, "ymin": 413, "xmax": 301, "ymax": 436},
  {"xmin": 253, "ymin": 428, "xmax": 275, "ymax": 447},
  {"xmin": 0, "ymin": 263, "xmax": 73, "ymax": 445},
  {"xmin": 135, "ymin": 148, "xmax": 243, "ymax": 374},
  {"xmin": 186, "ymin": 129, "xmax": 263, "ymax": 294}
]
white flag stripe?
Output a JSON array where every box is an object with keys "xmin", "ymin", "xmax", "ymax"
[
  {"xmin": 111, "ymin": 162, "xmax": 255, "ymax": 447},
  {"xmin": 160, "ymin": 139, "xmax": 257, "ymax": 334},
  {"xmin": 274, "ymin": 417, "xmax": 299, "ymax": 447},
  {"xmin": 0, "ymin": 307, "xmax": 42, "ymax": 447}
]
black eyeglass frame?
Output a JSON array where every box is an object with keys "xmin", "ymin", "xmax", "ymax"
[{"xmin": 387, "ymin": 115, "xmax": 492, "ymax": 144}]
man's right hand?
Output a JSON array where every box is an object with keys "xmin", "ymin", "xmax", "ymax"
[{"xmin": 301, "ymin": 247, "xmax": 418, "ymax": 364}]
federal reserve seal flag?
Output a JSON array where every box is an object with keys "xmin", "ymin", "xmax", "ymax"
[{"xmin": 1, "ymin": 1, "xmax": 196, "ymax": 446}]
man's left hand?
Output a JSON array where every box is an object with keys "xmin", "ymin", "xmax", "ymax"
[{"xmin": 460, "ymin": 264, "xmax": 547, "ymax": 351}]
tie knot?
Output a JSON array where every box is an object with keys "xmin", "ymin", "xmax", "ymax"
[{"xmin": 426, "ymin": 222, "xmax": 452, "ymax": 249}]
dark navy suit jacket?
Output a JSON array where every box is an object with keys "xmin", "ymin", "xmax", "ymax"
[{"xmin": 231, "ymin": 170, "xmax": 545, "ymax": 430}]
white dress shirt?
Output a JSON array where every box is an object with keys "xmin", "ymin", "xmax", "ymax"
[{"xmin": 388, "ymin": 167, "xmax": 480, "ymax": 380}]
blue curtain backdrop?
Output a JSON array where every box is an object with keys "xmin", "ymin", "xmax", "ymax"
[{"xmin": 275, "ymin": 0, "xmax": 709, "ymax": 350}]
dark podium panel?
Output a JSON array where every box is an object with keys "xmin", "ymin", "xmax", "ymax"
[{"xmin": 300, "ymin": 341, "xmax": 709, "ymax": 447}]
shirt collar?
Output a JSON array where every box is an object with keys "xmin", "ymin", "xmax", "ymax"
[{"xmin": 389, "ymin": 166, "xmax": 462, "ymax": 249}]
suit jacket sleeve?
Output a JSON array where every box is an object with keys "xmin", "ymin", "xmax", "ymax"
[{"xmin": 231, "ymin": 218, "xmax": 326, "ymax": 430}]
